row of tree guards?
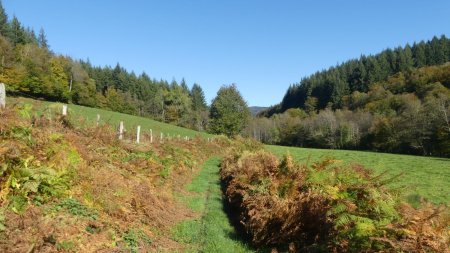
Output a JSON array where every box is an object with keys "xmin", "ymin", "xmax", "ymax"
[
  {"xmin": 59, "ymin": 104, "xmax": 214, "ymax": 144},
  {"xmin": 0, "ymin": 86, "xmax": 214, "ymax": 144}
]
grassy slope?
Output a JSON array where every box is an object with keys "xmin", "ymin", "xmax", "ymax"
[
  {"xmin": 9, "ymin": 97, "xmax": 212, "ymax": 139},
  {"xmin": 0, "ymin": 102, "xmax": 223, "ymax": 252},
  {"xmin": 266, "ymin": 145, "xmax": 450, "ymax": 205},
  {"xmin": 172, "ymin": 157, "xmax": 257, "ymax": 253}
]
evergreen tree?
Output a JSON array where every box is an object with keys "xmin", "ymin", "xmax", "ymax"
[
  {"xmin": 180, "ymin": 78, "xmax": 189, "ymax": 94},
  {"xmin": 190, "ymin": 83, "xmax": 208, "ymax": 130},
  {"xmin": 349, "ymin": 60, "xmax": 367, "ymax": 92},
  {"xmin": 412, "ymin": 42, "xmax": 427, "ymax": 67},
  {"xmin": 431, "ymin": 36, "xmax": 446, "ymax": 64},
  {"xmin": 191, "ymin": 83, "xmax": 207, "ymax": 111},
  {"xmin": 438, "ymin": 35, "xmax": 449, "ymax": 63},
  {"xmin": 38, "ymin": 27, "xmax": 48, "ymax": 48},
  {"xmin": 403, "ymin": 44, "xmax": 415, "ymax": 69},
  {"xmin": 26, "ymin": 28, "xmax": 38, "ymax": 44},
  {"xmin": 366, "ymin": 57, "xmax": 382, "ymax": 83},
  {"xmin": 9, "ymin": 16, "xmax": 25, "ymax": 45},
  {"xmin": 0, "ymin": 1, "xmax": 8, "ymax": 37},
  {"xmin": 209, "ymin": 84, "xmax": 250, "ymax": 137}
]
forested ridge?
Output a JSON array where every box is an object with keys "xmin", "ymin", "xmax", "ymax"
[
  {"xmin": 0, "ymin": 2, "xmax": 209, "ymax": 131},
  {"xmin": 252, "ymin": 39, "xmax": 450, "ymax": 157},
  {"xmin": 262, "ymin": 35, "xmax": 450, "ymax": 116}
]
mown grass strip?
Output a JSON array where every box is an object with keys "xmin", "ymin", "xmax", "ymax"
[{"xmin": 172, "ymin": 157, "xmax": 257, "ymax": 253}]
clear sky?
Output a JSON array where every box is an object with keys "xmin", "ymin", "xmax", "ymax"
[{"xmin": 3, "ymin": 0, "xmax": 450, "ymax": 106}]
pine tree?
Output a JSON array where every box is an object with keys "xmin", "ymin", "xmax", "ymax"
[
  {"xmin": 180, "ymin": 78, "xmax": 189, "ymax": 94},
  {"xmin": 349, "ymin": 61, "xmax": 367, "ymax": 92},
  {"xmin": 403, "ymin": 44, "xmax": 414, "ymax": 69},
  {"xmin": 38, "ymin": 27, "xmax": 48, "ymax": 48},
  {"xmin": 412, "ymin": 42, "xmax": 427, "ymax": 67},
  {"xmin": 191, "ymin": 83, "xmax": 207, "ymax": 111},
  {"xmin": 27, "ymin": 28, "xmax": 38, "ymax": 45},
  {"xmin": 366, "ymin": 57, "xmax": 382, "ymax": 83},
  {"xmin": 0, "ymin": 0, "xmax": 8, "ymax": 37},
  {"xmin": 9, "ymin": 16, "xmax": 25, "ymax": 45},
  {"xmin": 438, "ymin": 35, "xmax": 449, "ymax": 63},
  {"xmin": 431, "ymin": 36, "xmax": 446, "ymax": 64}
]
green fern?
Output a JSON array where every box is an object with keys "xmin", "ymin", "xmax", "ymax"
[{"xmin": 54, "ymin": 198, "xmax": 97, "ymax": 220}]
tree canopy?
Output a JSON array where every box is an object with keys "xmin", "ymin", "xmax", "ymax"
[{"xmin": 209, "ymin": 84, "xmax": 250, "ymax": 137}]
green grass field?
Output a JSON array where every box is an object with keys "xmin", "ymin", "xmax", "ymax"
[
  {"xmin": 8, "ymin": 97, "xmax": 212, "ymax": 139},
  {"xmin": 266, "ymin": 145, "xmax": 450, "ymax": 206}
]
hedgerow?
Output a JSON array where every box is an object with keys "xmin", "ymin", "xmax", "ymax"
[{"xmin": 221, "ymin": 147, "xmax": 449, "ymax": 252}]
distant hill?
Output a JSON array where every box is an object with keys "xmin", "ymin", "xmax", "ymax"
[
  {"xmin": 261, "ymin": 35, "xmax": 450, "ymax": 117},
  {"xmin": 249, "ymin": 106, "xmax": 268, "ymax": 116}
]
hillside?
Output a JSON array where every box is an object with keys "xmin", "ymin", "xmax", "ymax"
[
  {"xmin": 0, "ymin": 1, "xmax": 210, "ymax": 133},
  {"xmin": 249, "ymin": 106, "xmax": 268, "ymax": 116},
  {"xmin": 0, "ymin": 101, "xmax": 224, "ymax": 252},
  {"xmin": 248, "ymin": 63, "xmax": 450, "ymax": 157},
  {"xmin": 9, "ymin": 97, "xmax": 212, "ymax": 140},
  {"xmin": 262, "ymin": 36, "xmax": 450, "ymax": 116}
]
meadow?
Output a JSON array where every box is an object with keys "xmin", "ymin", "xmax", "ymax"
[
  {"xmin": 8, "ymin": 97, "xmax": 212, "ymax": 140},
  {"xmin": 266, "ymin": 145, "xmax": 450, "ymax": 205}
]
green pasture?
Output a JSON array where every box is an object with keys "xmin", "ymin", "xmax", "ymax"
[{"xmin": 266, "ymin": 145, "xmax": 450, "ymax": 206}]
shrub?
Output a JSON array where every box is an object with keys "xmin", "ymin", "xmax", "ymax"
[{"xmin": 220, "ymin": 148, "xmax": 449, "ymax": 252}]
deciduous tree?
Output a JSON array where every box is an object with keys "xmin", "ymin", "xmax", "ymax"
[{"xmin": 209, "ymin": 84, "xmax": 250, "ymax": 137}]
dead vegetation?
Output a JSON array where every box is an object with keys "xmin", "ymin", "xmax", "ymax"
[
  {"xmin": 220, "ymin": 141, "xmax": 450, "ymax": 252},
  {"xmin": 0, "ymin": 104, "xmax": 223, "ymax": 252}
]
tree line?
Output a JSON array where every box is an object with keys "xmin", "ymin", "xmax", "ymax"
[
  {"xmin": 247, "ymin": 64, "xmax": 450, "ymax": 157},
  {"xmin": 262, "ymin": 35, "xmax": 450, "ymax": 116},
  {"xmin": 0, "ymin": 2, "xmax": 209, "ymax": 130}
]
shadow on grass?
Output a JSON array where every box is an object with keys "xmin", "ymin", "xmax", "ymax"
[{"xmin": 217, "ymin": 176, "xmax": 273, "ymax": 253}]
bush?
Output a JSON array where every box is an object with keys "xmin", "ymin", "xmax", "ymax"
[{"xmin": 220, "ymin": 148, "xmax": 449, "ymax": 252}]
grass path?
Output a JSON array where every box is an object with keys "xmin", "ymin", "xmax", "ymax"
[{"xmin": 171, "ymin": 157, "xmax": 257, "ymax": 253}]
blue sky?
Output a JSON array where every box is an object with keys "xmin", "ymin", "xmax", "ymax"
[{"xmin": 3, "ymin": 0, "xmax": 450, "ymax": 106}]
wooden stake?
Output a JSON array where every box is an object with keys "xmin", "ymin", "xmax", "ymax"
[
  {"xmin": 136, "ymin": 125, "xmax": 141, "ymax": 144},
  {"xmin": 0, "ymin": 83, "xmax": 5, "ymax": 109},
  {"xmin": 150, "ymin": 129, "xmax": 153, "ymax": 143},
  {"xmin": 96, "ymin": 114, "xmax": 100, "ymax": 126},
  {"xmin": 119, "ymin": 121, "xmax": 124, "ymax": 140},
  {"xmin": 160, "ymin": 132, "xmax": 163, "ymax": 143},
  {"xmin": 62, "ymin": 105, "xmax": 68, "ymax": 116}
]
